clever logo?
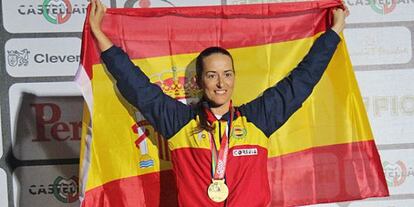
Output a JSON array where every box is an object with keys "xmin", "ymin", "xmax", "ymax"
[
  {"xmin": 5, "ymin": 38, "xmax": 81, "ymax": 77},
  {"xmin": 7, "ymin": 49, "xmax": 30, "ymax": 67}
]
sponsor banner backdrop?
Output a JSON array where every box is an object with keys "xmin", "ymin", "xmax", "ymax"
[
  {"xmin": 0, "ymin": 168, "xmax": 8, "ymax": 206},
  {"xmin": 2, "ymin": 0, "xmax": 110, "ymax": 33},
  {"xmin": 0, "ymin": 0, "xmax": 413, "ymax": 207},
  {"xmin": 380, "ymin": 149, "xmax": 414, "ymax": 195},
  {"xmin": 344, "ymin": 0, "xmax": 414, "ymax": 23},
  {"xmin": 13, "ymin": 165, "xmax": 79, "ymax": 207},
  {"xmin": 355, "ymin": 69, "xmax": 414, "ymax": 145},
  {"xmin": 344, "ymin": 27, "xmax": 412, "ymax": 66},
  {"xmin": 116, "ymin": 0, "xmax": 221, "ymax": 8},
  {"xmin": 9, "ymin": 82, "xmax": 82, "ymax": 160},
  {"xmin": 348, "ymin": 199, "xmax": 414, "ymax": 207},
  {"xmin": 5, "ymin": 38, "xmax": 81, "ymax": 77}
]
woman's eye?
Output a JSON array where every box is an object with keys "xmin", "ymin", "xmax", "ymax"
[
  {"xmin": 207, "ymin": 74, "xmax": 216, "ymax": 79},
  {"xmin": 225, "ymin": 72, "xmax": 233, "ymax": 77}
]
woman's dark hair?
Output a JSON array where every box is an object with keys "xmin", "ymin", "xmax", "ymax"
[{"xmin": 194, "ymin": 46, "xmax": 234, "ymax": 133}]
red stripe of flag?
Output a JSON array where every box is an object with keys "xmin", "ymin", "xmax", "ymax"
[
  {"xmin": 82, "ymin": 140, "xmax": 387, "ymax": 207},
  {"xmin": 81, "ymin": 1, "xmax": 342, "ymax": 79}
]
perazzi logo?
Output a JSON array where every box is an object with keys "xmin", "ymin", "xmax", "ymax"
[
  {"xmin": 124, "ymin": 0, "xmax": 175, "ymax": 8},
  {"xmin": 17, "ymin": 0, "xmax": 87, "ymax": 24},
  {"xmin": 345, "ymin": 0, "xmax": 414, "ymax": 15},
  {"xmin": 31, "ymin": 103, "xmax": 81, "ymax": 142},
  {"xmin": 383, "ymin": 160, "xmax": 414, "ymax": 187},
  {"xmin": 29, "ymin": 176, "xmax": 79, "ymax": 203}
]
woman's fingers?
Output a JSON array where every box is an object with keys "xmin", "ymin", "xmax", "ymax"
[
  {"xmin": 95, "ymin": 0, "xmax": 106, "ymax": 17},
  {"xmin": 341, "ymin": 1, "xmax": 350, "ymax": 17},
  {"xmin": 97, "ymin": 0, "xmax": 103, "ymax": 12},
  {"xmin": 90, "ymin": 0, "xmax": 96, "ymax": 16}
]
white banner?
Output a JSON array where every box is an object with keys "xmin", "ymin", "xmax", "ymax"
[
  {"xmin": 344, "ymin": 27, "xmax": 412, "ymax": 66},
  {"xmin": 349, "ymin": 199, "xmax": 414, "ymax": 207},
  {"xmin": 345, "ymin": 0, "xmax": 414, "ymax": 23},
  {"xmin": 379, "ymin": 149, "xmax": 414, "ymax": 195},
  {"xmin": 0, "ymin": 169, "xmax": 8, "ymax": 206},
  {"xmin": 2, "ymin": 0, "xmax": 111, "ymax": 33},
  {"xmin": 9, "ymin": 82, "xmax": 82, "ymax": 160},
  {"xmin": 356, "ymin": 69, "xmax": 414, "ymax": 145},
  {"xmin": 5, "ymin": 38, "xmax": 81, "ymax": 77},
  {"xmin": 13, "ymin": 165, "xmax": 80, "ymax": 206}
]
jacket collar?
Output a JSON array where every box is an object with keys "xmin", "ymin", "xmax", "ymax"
[{"xmin": 202, "ymin": 101, "xmax": 239, "ymax": 123}]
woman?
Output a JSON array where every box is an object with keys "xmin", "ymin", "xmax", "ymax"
[{"xmin": 89, "ymin": 0, "xmax": 348, "ymax": 206}]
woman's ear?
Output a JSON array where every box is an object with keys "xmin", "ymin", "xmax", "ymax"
[{"xmin": 194, "ymin": 76, "xmax": 202, "ymax": 88}]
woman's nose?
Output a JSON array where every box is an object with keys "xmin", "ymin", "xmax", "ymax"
[{"xmin": 216, "ymin": 76, "xmax": 224, "ymax": 87}]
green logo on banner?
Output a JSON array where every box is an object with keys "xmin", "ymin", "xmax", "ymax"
[
  {"xmin": 369, "ymin": 0, "xmax": 397, "ymax": 15},
  {"xmin": 53, "ymin": 176, "xmax": 79, "ymax": 203},
  {"xmin": 42, "ymin": 0, "xmax": 72, "ymax": 24},
  {"xmin": 383, "ymin": 161, "xmax": 408, "ymax": 187}
]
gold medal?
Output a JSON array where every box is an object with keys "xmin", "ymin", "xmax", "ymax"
[{"xmin": 207, "ymin": 179, "xmax": 229, "ymax": 202}]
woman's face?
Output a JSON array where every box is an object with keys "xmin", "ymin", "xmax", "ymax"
[{"xmin": 200, "ymin": 53, "xmax": 235, "ymax": 108}]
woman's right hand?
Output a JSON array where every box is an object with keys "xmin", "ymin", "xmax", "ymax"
[{"xmin": 89, "ymin": 0, "xmax": 113, "ymax": 52}]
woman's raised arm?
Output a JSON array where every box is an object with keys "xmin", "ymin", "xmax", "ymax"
[{"xmin": 89, "ymin": 0, "xmax": 113, "ymax": 52}]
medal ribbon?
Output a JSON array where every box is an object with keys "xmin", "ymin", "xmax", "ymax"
[{"xmin": 205, "ymin": 104, "xmax": 234, "ymax": 180}]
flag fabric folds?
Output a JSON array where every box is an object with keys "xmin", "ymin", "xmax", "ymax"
[{"xmin": 76, "ymin": 1, "xmax": 389, "ymax": 206}]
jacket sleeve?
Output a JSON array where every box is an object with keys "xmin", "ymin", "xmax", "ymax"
[
  {"xmin": 101, "ymin": 46, "xmax": 194, "ymax": 139},
  {"xmin": 238, "ymin": 29, "xmax": 341, "ymax": 137}
]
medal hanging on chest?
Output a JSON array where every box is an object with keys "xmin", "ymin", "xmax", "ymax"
[
  {"xmin": 204, "ymin": 105, "xmax": 234, "ymax": 203},
  {"xmin": 208, "ymin": 178, "xmax": 229, "ymax": 202}
]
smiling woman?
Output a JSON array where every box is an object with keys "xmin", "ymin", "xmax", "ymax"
[
  {"xmin": 87, "ymin": 0, "xmax": 349, "ymax": 206},
  {"xmin": 196, "ymin": 47, "xmax": 235, "ymax": 115}
]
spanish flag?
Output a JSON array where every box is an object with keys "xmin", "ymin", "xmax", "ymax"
[{"xmin": 76, "ymin": 1, "xmax": 389, "ymax": 206}]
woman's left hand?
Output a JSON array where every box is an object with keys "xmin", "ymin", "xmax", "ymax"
[{"xmin": 331, "ymin": 2, "xmax": 350, "ymax": 34}]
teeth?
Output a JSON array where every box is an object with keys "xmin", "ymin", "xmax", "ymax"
[{"xmin": 215, "ymin": 90, "xmax": 226, "ymax": 95}]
